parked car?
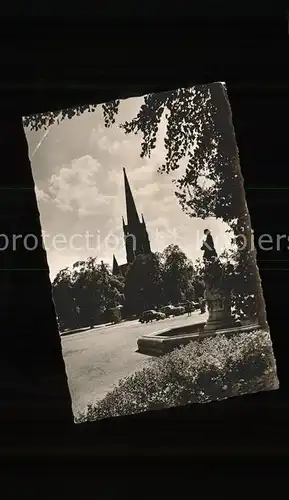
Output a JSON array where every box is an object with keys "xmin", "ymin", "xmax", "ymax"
[
  {"xmin": 139, "ymin": 310, "xmax": 166, "ymax": 323},
  {"xmin": 172, "ymin": 305, "xmax": 185, "ymax": 316},
  {"xmin": 160, "ymin": 305, "xmax": 175, "ymax": 317},
  {"xmin": 160, "ymin": 305, "xmax": 185, "ymax": 317},
  {"xmin": 155, "ymin": 311, "xmax": 166, "ymax": 321}
]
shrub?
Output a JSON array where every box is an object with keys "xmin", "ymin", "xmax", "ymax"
[
  {"xmin": 108, "ymin": 307, "xmax": 122, "ymax": 324},
  {"xmin": 76, "ymin": 329, "xmax": 278, "ymax": 423}
]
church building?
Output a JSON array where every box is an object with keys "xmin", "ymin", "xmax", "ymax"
[{"xmin": 112, "ymin": 168, "xmax": 151, "ymax": 277}]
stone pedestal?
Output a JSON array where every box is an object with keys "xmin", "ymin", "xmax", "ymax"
[{"xmin": 204, "ymin": 286, "xmax": 236, "ymax": 333}]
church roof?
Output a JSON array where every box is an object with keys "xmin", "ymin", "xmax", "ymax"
[
  {"xmin": 112, "ymin": 256, "xmax": 129, "ymax": 277},
  {"xmin": 119, "ymin": 263, "xmax": 129, "ymax": 273}
]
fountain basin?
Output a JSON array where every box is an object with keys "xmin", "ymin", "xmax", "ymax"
[{"xmin": 137, "ymin": 322, "xmax": 260, "ymax": 356}]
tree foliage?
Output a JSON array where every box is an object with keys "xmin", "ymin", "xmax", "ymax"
[
  {"xmin": 124, "ymin": 252, "xmax": 164, "ymax": 316},
  {"xmin": 52, "ymin": 257, "xmax": 125, "ymax": 331},
  {"xmin": 53, "ymin": 246, "xmax": 199, "ymax": 330},
  {"xmin": 22, "ymin": 100, "xmax": 121, "ymax": 132},
  {"xmin": 162, "ymin": 244, "xmax": 195, "ymax": 305},
  {"xmin": 123, "ymin": 246, "xmax": 196, "ymax": 316},
  {"xmin": 112, "ymin": 84, "xmax": 243, "ymax": 223},
  {"xmin": 52, "ymin": 267, "xmax": 78, "ymax": 331},
  {"xmin": 220, "ymin": 249, "xmax": 258, "ymax": 322}
]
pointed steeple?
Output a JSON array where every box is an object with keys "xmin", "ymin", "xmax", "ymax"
[
  {"xmin": 141, "ymin": 213, "xmax": 146, "ymax": 227},
  {"xmin": 123, "ymin": 167, "xmax": 140, "ymax": 226},
  {"xmin": 121, "ymin": 168, "xmax": 152, "ymax": 265},
  {"xmin": 112, "ymin": 254, "xmax": 120, "ymax": 275}
]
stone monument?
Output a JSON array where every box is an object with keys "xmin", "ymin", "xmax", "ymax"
[
  {"xmin": 136, "ymin": 230, "xmax": 259, "ymax": 357},
  {"xmin": 201, "ymin": 229, "xmax": 236, "ymax": 333}
]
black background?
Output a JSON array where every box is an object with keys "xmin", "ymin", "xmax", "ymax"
[{"xmin": 0, "ymin": 6, "xmax": 288, "ymax": 487}]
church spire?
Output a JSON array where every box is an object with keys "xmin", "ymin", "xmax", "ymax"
[
  {"xmin": 112, "ymin": 254, "xmax": 120, "ymax": 276},
  {"xmin": 123, "ymin": 167, "xmax": 140, "ymax": 226},
  {"xmin": 121, "ymin": 168, "xmax": 152, "ymax": 265},
  {"xmin": 141, "ymin": 213, "xmax": 146, "ymax": 227}
]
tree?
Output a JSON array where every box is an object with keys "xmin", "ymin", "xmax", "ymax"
[
  {"xmin": 193, "ymin": 257, "xmax": 205, "ymax": 280},
  {"xmin": 72, "ymin": 258, "xmax": 125, "ymax": 328},
  {"xmin": 70, "ymin": 258, "xmax": 100, "ymax": 328},
  {"xmin": 52, "ymin": 267, "xmax": 79, "ymax": 331},
  {"xmin": 124, "ymin": 252, "xmax": 164, "ymax": 316},
  {"xmin": 162, "ymin": 244, "xmax": 195, "ymax": 305},
  {"xmin": 52, "ymin": 258, "xmax": 125, "ymax": 330},
  {"xmin": 107, "ymin": 306, "xmax": 122, "ymax": 325},
  {"xmin": 219, "ymin": 249, "xmax": 258, "ymax": 323}
]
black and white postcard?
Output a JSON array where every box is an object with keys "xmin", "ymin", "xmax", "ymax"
[{"xmin": 23, "ymin": 82, "xmax": 279, "ymax": 422}]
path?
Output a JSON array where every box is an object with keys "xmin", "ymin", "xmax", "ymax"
[{"xmin": 61, "ymin": 311, "xmax": 207, "ymax": 416}]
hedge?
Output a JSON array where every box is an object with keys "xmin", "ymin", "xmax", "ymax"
[{"xmin": 76, "ymin": 329, "xmax": 278, "ymax": 423}]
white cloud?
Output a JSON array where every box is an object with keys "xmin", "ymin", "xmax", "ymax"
[
  {"xmin": 96, "ymin": 134, "xmax": 112, "ymax": 152},
  {"xmin": 162, "ymin": 194, "xmax": 175, "ymax": 206},
  {"xmin": 128, "ymin": 163, "xmax": 156, "ymax": 181},
  {"xmin": 107, "ymin": 159, "xmax": 157, "ymax": 190},
  {"xmin": 136, "ymin": 183, "xmax": 160, "ymax": 197},
  {"xmin": 56, "ymin": 203, "xmax": 73, "ymax": 213},
  {"xmin": 89, "ymin": 125, "xmax": 131, "ymax": 157},
  {"xmin": 50, "ymin": 155, "xmax": 101, "ymax": 192},
  {"xmin": 148, "ymin": 216, "xmax": 170, "ymax": 230},
  {"xmin": 35, "ymin": 186, "xmax": 50, "ymax": 203},
  {"xmin": 48, "ymin": 155, "xmax": 114, "ymax": 216}
]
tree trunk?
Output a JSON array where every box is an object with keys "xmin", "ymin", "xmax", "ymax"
[
  {"xmin": 0, "ymin": 114, "xmax": 74, "ymax": 425},
  {"xmin": 211, "ymin": 83, "xmax": 268, "ymax": 330}
]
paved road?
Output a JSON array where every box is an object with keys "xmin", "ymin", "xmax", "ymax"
[{"xmin": 61, "ymin": 311, "xmax": 207, "ymax": 416}]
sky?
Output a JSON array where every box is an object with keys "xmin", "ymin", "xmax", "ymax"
[{"xmin": 23, "ymin": 89, "xmax": 232, "ymax": 281}]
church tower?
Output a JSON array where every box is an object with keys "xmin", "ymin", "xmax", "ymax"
[
  {"xmin": 122, "ymin": 167, "xmax": 151, "ymax": 264},
  {"xmin": 112, "ymin": 168, "xmax": 151, "ymax": 276}
]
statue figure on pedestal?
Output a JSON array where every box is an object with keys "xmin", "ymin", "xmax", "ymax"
[
  {"xmin": 201, "ymin": 229, "xmax": 235, "ymax": 332},
  {"xmin": 201, "ymin": 229, "xmax": 222, "ymax": 290},
  {"xmin": 201, "ymin": 229, "xmax": 218, "ymax": 262}
]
